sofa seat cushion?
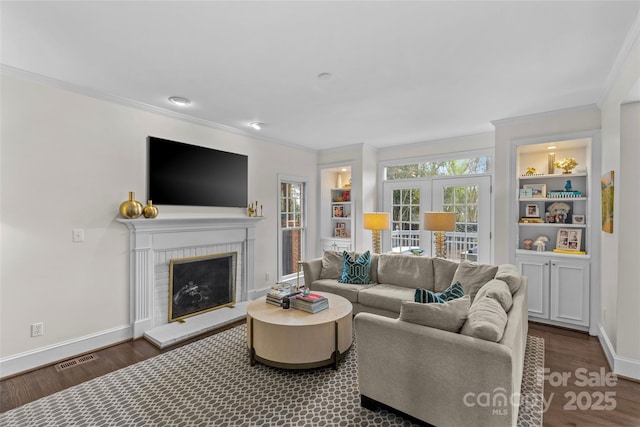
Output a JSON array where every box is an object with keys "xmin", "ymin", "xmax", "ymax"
[
  {"xmin": 460, "ymin": 295, "xmax": 508, "ymax": 342},
  {"xmin": 399, "ymin": 296, "xmax": 470, "ymax": 332},
  {"xmin": 452, "ymin": 260, "xmax": 499, "ymax": 301},
  {"xmin": 377, "ymin": 254, "xmax": 435, "ymax": 289},
  {"xmin": 310, "ymin": 279, "xmax": 374, "ymax": 303},
  {"xmin": 358, "ymin": 284, "xmax": 416, "ymax": 313}
]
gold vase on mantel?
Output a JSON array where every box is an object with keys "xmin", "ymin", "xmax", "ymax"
[
  {"xmin": 142, "ymin": 199, "xmax": 159, "ymax": 219},
  {"xmin": 119, "ymin": 191, "xmax": 143, "ymax": 219}
]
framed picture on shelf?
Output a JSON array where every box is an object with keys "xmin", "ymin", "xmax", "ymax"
[
  {"xmin": 525, "ymin": 204, "xmax": 540, "ymax": 218},
  {"xmin": 556, "ymin": 228, "xmax": 582, "ymax": 251},
  {"xmin": 523, "ymin": 183, "xmax": 546, "ymax": 198},
  {"xmin": 336, "ymin": 222, "xmax": 346, "ymax": 229},
  {"xmin": 519, "ymin": 188, "xmax": 533, "ymax": 198},
  {"xmin": 544, "ymin": 201, "xmax": 572, "ymax": 224},
  {"xmin": 339, "ymin": 229, "xmax": 348, "ymax": 238},
  {"xmin": 572, "ymin": 214, "xmax": 585, "ymax": 224},
  {"xmin": 334, "ymin": 228, "xmax": 342, "ymax": 238},
  {"xmin": 333, "ymin": 206, "xmax": 344, "ymax": 218}
]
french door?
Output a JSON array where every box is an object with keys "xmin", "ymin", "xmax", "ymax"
[{"xmin": 382, "ymin": 176, "xmax": 491, "ymax": 263}]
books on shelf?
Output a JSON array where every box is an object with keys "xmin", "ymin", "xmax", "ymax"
[
  {"xmin": 547, "ymin": 191, "xmax": 582, "ymax": 198},
  {"xmin": 519, "ymin": 217, "xmax": 544, "ymax": 223},
  {"xmin": 552, "ymin": 249, "xmax": 587, "ymax": 255},
  {"xmin": 290, "ymin": 292, "xmax": 329, "ymax": 313}
]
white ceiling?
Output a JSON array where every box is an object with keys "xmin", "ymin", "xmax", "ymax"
[{"xmin": 2, "ymin": 1, "xmax": 639, "ymax": 151}]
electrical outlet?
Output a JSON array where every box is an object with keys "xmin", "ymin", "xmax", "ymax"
[
  {"xmin": 265, "ymin": 272, "xmax": 270, "ymax": 282},
  {"xmin": 602, "ymin": 307, "xmax": 606, "ymax": 322},
  {"xmin": 72, "ymin": 229, "xmax": 85, "ymax": 242},
  {"xmin": 31, "ymin": 322, "xmax": 44, "ymax": 337}
]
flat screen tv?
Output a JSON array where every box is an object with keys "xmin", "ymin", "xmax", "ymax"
[{"xmin": 148, "ymin": 137, "xmax": 248, "ymax": 208}]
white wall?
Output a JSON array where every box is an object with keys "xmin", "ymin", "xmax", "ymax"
[
  {"xmin": 599, "ymin": 26, "xmax": 640, "ymax": 378},
  {"xmin": 0, "ymin": 75, "xmax": 317, "ymax": 366}
]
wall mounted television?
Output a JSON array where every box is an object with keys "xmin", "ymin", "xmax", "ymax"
[{"xmin": 147, "ymin": 136, "xmax": 248, "ymax": 208}]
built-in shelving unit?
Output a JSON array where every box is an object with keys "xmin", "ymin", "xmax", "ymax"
[
  {"xmin": 514, "ymin": 137, "xmax": 595, "ymax": 332},
  {"xmin": 319, "ymin": 165, "xmax": 354, "ymax": 253}
]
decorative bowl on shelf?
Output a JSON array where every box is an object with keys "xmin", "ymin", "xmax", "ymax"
[
  {"xmin": 334, "ymin": 197, "xmax": 344, "ymax": 202},
  {"xmin": 409, "ymin": 248, "xmax": 425, "ymax": 256}
]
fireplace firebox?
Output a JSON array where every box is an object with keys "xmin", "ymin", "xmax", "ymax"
[{"xmin": 169, "ymin": 252, "xmax": 237, "ymax": 322}]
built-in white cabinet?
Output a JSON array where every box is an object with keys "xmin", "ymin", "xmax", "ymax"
[
  {"xmin": 513, "ymin": 136, "xmax": 597, "ymax": 333},
  {"xmin": 517, "ymin": 255, "xmax": 590, "ymax": 329}
]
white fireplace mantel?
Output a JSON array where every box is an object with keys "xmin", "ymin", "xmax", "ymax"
[{"xmin": 118, "ymin": 214, "xmax": 264, "ymax": 347}]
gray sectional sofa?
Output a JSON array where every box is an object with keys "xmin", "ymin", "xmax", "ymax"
[{"xmin": 301, "ymin": 251, "xmax": 528, "ymax": 427}]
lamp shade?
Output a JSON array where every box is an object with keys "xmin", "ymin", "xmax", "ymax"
[
  {"xmin": 363, "ymin": 212, "xmax": 390, "ymax": 230},
  {"xmin": 424, "ymin": 212, "xmax": 456, "ymax": 232}
]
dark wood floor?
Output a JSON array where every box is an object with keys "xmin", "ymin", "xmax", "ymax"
[{"xmin": 2, "ymin": 321, "xmax": 639, "ymax": 426}]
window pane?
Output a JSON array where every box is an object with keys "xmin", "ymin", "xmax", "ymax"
[
  {"xmin": 385, "ymin": 156, "xmax": 490, "ymax": 180},
  {"xmin": 281, "ymin": 229, "xmax": 302, "ymax": 276}
]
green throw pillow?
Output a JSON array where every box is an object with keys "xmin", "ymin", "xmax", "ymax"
[
  {"xmin": 415, "ymin": 282, "xmax": 464, "ymax": 303},
  {"xmin": 338, "ymin": 250, "xmax": 372, "ymax": 284}
]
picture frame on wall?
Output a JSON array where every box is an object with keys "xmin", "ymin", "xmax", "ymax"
[
  {"xmin": 523, "ymin": 183, "xmax": 546, "ymax": 198},
  {"xmin": 556, "ymin": 228, "xmax": 582, "ymax": 251}
]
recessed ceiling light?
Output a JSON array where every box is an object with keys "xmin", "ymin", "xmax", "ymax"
[
  {"xmin": 318, "ymin": 72, "xmax": 333, "ymax": 80},
  {"xmin": 168, "ymin": 96, "xmax": 191, "ymax": 106},
  {"xmin": 547, "ymin": 145, "xmax": 557, "ymax": 150},
  {"xmin": 249, "ymin": 122, "xmax": 264, "ymax": 130}
]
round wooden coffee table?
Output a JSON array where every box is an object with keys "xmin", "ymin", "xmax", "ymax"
[{"xmin": 247, "ymin": 291, "xmax": 353, "ymax": 369}]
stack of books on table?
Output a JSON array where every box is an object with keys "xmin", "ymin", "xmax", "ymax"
[
  {"xmin": 266, "ymin": 284, "xmax": 300, "ymax": 307},
  {"xmin": 290, "ymin": 293, "xmax": 329, "ymax": 313}
]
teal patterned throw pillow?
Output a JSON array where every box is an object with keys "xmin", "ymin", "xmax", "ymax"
[
  {"xmin": 415, "ymin": 282, "xmax": 464, "ymax": 303},
  {"xmin": 338, "ymin": 251, "xmax": 372, "ymax": 284}
]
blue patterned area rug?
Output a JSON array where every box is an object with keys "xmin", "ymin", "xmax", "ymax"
[{"xmin": 0, "ymin": 325, "xmax": 544, "ymax": 426}]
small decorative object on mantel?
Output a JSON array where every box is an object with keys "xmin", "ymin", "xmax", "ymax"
[
  {"xmin": 554, "ymin": 157, "xmax": 578, "ymax": 174},
  {"xmin": 247, "ymin": 200, "xmax": 263, "ymax": 217},
  {"xmin": 142, "ymin": 200, "xmax": 159, "ymax": 218},
  {"xmin": 119, "ymin": 191, "xmax": 143, "ymax": 219}
]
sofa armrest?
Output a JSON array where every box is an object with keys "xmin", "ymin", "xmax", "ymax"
[
  {"xmin": 301, "ymin": 258, "xmax": 323, "ymax": 288},
  {"xmin": 355, "ymin": 313, "xmax": 517, "ymax": 427}
]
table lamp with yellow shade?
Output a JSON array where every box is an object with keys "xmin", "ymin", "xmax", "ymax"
[
  {"xmin": 363, "ymin": 212, "xmax": 390, "ymax": 254},
  {"xmin": 424, "ymin": 212, "xmax": 456, "ymax": 258}
]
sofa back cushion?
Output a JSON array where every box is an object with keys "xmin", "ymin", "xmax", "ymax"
[
  {"xmin": 460, "ymin": 295, "xmax": 508, "ymax": 342},
  {"xmin": 475, "ymin": 279, "xmax": 513, "ymax": 312},
  {"xmin": 432, "ymin": 257, "xmax": 460, "ymax": 292},
  {"xmin": 377, "ymin": 254, "xmax": 434, "ymax": 289},
  {"xmin": 452, "ymin": 260, "xmax": 498, "ymax": 301},
  {"xmin": 319, "ymin": 250, "xmax": 344, "ymax": 279},
  {"xmin": 495, "ymin": 264, "xmax": 522, "ymax": 294}
]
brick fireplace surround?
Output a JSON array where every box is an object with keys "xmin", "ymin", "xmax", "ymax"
[{"xmin": 118, "ymin": 215, "xmax": 263, "ymax": 348}]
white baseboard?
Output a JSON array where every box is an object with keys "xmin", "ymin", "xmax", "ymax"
[
  {"xmin": 598, "ymin": 323, "xmax": 640, "ymax": 380},
  {"xmin": 0, "ymin": 325, "xmax": 132, "ymax": 379}
]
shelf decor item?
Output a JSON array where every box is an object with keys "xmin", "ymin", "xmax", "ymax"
[
  {"xmin": 423, "ymin": 212, "xmax": 456, "ymax": 258},
  {"xmin": 572, "ymin": 214, "xmax": 585, "ymax": 224},
  {"xmin": 601, "ymin": 171, "xmax": 614, "ymax": 233},
  {"xmin": 556, "ymin": 228, "xmax": 582, "ymax": 252},
  {"xmin": 142, "ymin": 200, "xmax": 159, "ymax": 218},
  {"xmin": 363, "ymin": 212, "xmax": 390, "ymax": 254},
  {"xmin": 525, "ymin": 204, "xmax": 540, "ymax": 218},
  {"xmin": 547, "ymin": 152, "xmax": 555, "ymax": 174},
  {"xmin": 545, "ymin": 201, "xmax": 572, "ymax": 224},
  {"xmin": 119, "ymin": 191, "xmax": 143, "ymax": 219},
  {"xmin": 523, "ymin": 183, "xmax": 546, "ymax": 198},
  {"xmin": 554, "ymin": 157, "xmax": 578, "ymax": 174}
]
